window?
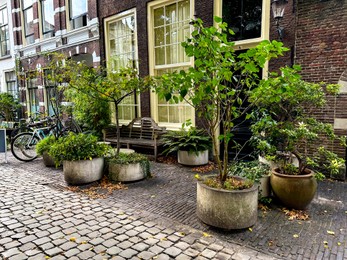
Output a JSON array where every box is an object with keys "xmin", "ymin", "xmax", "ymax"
[
  {"xmin": 22, "ymin": 0, "xmax": 35, "ymax": 44},
  {"xmin": 6, "ymin": 71, "xmax": 17, "ymax": 98},
  {"xmin": 69, "ymin": 0, "xmax": 87, "ymax": 30},
  {"xmin": 105, "ymin": 10, "xmax": 140, "ymax": 124},
  {"xmin": 41, "ymin": 0, "xmax": 55, "ymax": 38},
  {"xmin": 27, "ymin": 77, "xmax": 39, "ymax": 114},
  {"xmin": 215, "ymin": 0, "xmax": 270, "ymax": 48},
  {"xmin": 148, "ymin": 0, "xmax": 194, "ymax": 128},
  {"xmin": 0, "ymin": 6, "xmax": 9, "ymax": 56}
]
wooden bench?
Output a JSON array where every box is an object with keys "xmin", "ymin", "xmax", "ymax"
[{"xmin": 102, "ymin": 117, "xmax": 167, "ymax": 160}]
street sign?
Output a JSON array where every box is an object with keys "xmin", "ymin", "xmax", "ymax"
[{"xmin": 0, "ymin": 129, "xmax": 8, "ymax": 163}]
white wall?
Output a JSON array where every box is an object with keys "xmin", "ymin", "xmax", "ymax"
[{"xmin": 0, "ymin": 0, "xmax": 16, "ymax": 93}]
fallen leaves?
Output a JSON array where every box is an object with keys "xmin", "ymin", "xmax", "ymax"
[
  {"xmin": 65, "ymin": 176, "xmax": 127, "ymax": 199},
  {"xmin": 327, "ymin": 230, "xmax": 335, "ymax": 235},
  {"xmin": 282, "ymin": 208, "xmax": 309, "ymax": 221},
  {"xmin": 192, "ymin": 162, "xmax": 216, "ymax": 173},
  {"xmin": 202, "ymin": 232, "xmax": 212, "ymax": 237},
  {"xmin": 293, "ymin": 234, "xmax": 299, "ymax": 238},
  {"xmin": 157, "ymin": 156, "xmax": 177, "ymax": 164}
]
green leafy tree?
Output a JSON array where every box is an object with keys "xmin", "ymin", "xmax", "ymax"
[
  {"xmin": 0, "ymin": 93, "xmax": 20, "ymax": 122},
  {"xmin": 154, "ymin": 17, "xmax": 287, "ymax": 187},
  {"xmin": 250, "ymin": 65, "xmax": 346, "ymax": 177},
  {"xmin": 67, "ymin": 61, "xmax": 153, "ymax": 153}
]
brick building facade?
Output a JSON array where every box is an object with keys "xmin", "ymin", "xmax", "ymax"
[{"xmin": 11, "ymin": 0, "xmax": 100, "ymax": 117}]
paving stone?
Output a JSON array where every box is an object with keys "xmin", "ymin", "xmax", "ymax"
[
  {"xmin": 119, "ymin": 248, "xmax": 138, "ymax": 258},
  {"xmin": 176, "ymin": 254, "xmax": 193, "ymax": 260},
  {"xmin": 106, "ymin": 246, "xmax": 122, "ymax": 255},
  {"xmin": 2, "ymin": 248, "xmax": 21, "ymax": 258},
  {"xmin": 102, "ymin": 238, "xmax": 118, "ymax": 247},
  {"xmin": 231, "ymin": 253, "xmax": 251, "ymax": 260},
  {"xmin": 131, "ymin": 242, "xmax": 150, "ymax": 251},
  {"xmin": 149, "ymin": 245, "xmax": 165, "ymax": 254},
  {"xmin": 77, "ymin": 250, "xmax": 96, "ymax": 259},
  {"xmin": 163, "ymin": 246, "xmax": 182, "ymax": 257},
  {"xmin": 45, "ymin": 247, "xmax": 63, "ymax": 257},
  {"xmin": 184, "ymin": 248, "xmax": 200, "ymax": 257},
  {"xmin": 8, "ymin": 252, "xmax": 28, "ymax": 260},
  {"xmin": 215, "ymin": 251, "xmax": 232, "ymax": 260},
  {"xmin": 118, "ymin": 240, "xmax": 134, "ymax": 249},
  {"xmin": 137, "ymin": 251, "xmax": 156, "ymax": 259},
  {"xmin": 201, "ymin": 248, "xmax": 217, "ymax": 258},
  {"xmin": 89, "ymin": 237, "xmax": 105, "ymax": 245},
  {"xmin": 59, "ymin": 241, "xmax": 77, "ymax": 251},
  {"xmin": 4, "ymin": 240, "xmax": 21, "ymax": 249},
  {"xmin": 64, "ymin": 248, "xmax": 80, "ymax": 258},
  {"xmin": 176, "ymin": 241, "xmax": 190, "ymax": 250}
]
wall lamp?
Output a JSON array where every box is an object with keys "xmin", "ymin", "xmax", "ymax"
[{"xmin": 271, "ymin": 0, "xmax": 288, "ymax": 41}]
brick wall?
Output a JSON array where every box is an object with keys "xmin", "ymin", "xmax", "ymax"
[{"xmin": 295, "ymin": 0, "xmax": 347, "ymax": 158}]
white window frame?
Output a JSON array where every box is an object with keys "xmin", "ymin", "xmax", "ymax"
[
  {"xmin": 0, "ymin": 5, "xmax": 9, "ymax": 57},
  {"xmin": 67, "ymin": 0, "xmax": 88, "ymax": 30},
  {"xmin": 39, "ymin": 0, "xmax": 55, "ymax": 39},
  {"xmin": 148, "ymin": 0, "xmax": 195, "ymax": 129},
  {"xmin": 21, "ymin": 0, "xmax": 35, "ymax": 45},
  {"xmin": 104, "ymin": 9, "xmax": 141, "ymax": 125}
]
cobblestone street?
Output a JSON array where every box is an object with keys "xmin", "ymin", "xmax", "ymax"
[{"xmin": 0, "ymin": 154, "xmax": 346, "ymax": 259}]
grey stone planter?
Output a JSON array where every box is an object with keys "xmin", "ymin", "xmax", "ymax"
[
  {"xmin": 259, "ymin": 174, "xmax": 271, "ymax": 198},
  {"xmin": 42, "ymin": 152, "xmax": 56, "ymax": 167},
  {"xmin": 178, "ymin": 150, "xmax": 208, "ymax": 166},
  {"xmin": 197, "ymin": 176, "xmax": 258, "ymax": 229},
  {"xmin": 63, "ymin": 157, "xmax": 104, "ymax": 185},
  {"xmin": 108, "ymin": 162, "xmax": 146, "ymax": 182}
]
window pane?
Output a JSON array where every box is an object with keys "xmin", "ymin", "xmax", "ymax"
[
  {"xmin": 42, "ymin": 0, "xmax": 55, "ymax": 35},
  {"xmin": 223, "ymin": 0, "xmax": 262, "ymax": 41},
  {"xmin": 70, "ymin": 1, "xmax": 87, "ymax": 18},
  {"xmin": 154, "ymin": 7, "xmax": 164, "ymax": 27},
  {"xmin": 24, "ymin": 8, "xmax": 34, "ymax": 35},
  {"xmin": 22, "ymin": 0, "xmax": 34, "ymax": 9}
]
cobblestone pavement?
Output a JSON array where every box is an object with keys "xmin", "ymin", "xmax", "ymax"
[{"xmin": 1, "ymin": 154, "xmax": 346, "ymax": 260}]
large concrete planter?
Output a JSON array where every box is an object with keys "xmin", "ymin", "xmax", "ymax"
[
  {"xmin": 259, "ymin": 174, "xmax": 271, "ymax": 198},
  {"xmin": 178, "ymin": 150, "xmax": 208, "ymax": 166},
  {"xmin": 63, "ymin": 157, "xmax": 104, "ymax": 185},
  {"xmin": 197, "ymin": 176, "xmax": 258, "ymax": 229},
  {"xmin": 108, "ymin": 162, "xmax": 147, "ymax": 182},
  {"xmin": 42, "ymin": 152, "xmax": 56, "ymax": 167},
  {"xmin": 270, "ymin": 168, "xmax": 317, "ymax": 209}
]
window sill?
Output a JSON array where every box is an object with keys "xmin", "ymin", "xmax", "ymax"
[{"xmin": 0, "ymin": 55, "xmax": 11, "ymax": 60}]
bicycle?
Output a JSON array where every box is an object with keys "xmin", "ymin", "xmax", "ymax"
[{"xmin": 11, "ymin": 116, "xmax": 81, "ymax": 162}]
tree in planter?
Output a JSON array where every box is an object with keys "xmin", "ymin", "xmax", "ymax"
[
  {"xmin": 250, "ymin": 65, "xmax": 346, "ymax": 177},
  {"xmin": 0, "ymin": 93, "xmax": 20, "ymax": 122},
  {"xmin": 155, "ymin": 17, "xmax": 288, "ymax": 187},
  {"xmin": 42, "ymin": 53, "xmax": 111, "ymax": 135},
  {"xmin": 67, "ymin": 60, "xmax": 152, "ymax": 153},
  {"xmin": 250, "ymin": 65, "xmax": 346, "ymax": 209}
]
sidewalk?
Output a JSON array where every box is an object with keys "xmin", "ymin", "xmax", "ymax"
[{"xmin": 0, "ymin": 154, "xmax": 346, "ymax": 259}]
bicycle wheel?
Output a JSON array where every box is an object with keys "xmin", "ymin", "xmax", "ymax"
[{"xmin": 11, "ymin": 132, "xmax": 39, "ymax": 162}]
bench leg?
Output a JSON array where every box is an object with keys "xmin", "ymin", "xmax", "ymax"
[{"xmin": 154, "ymin": 146, "xmax": 158, "ymax": 162}]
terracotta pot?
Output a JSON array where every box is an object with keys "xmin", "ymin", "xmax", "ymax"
[
  {"xmin": 197, "ymin": 176, "xmax": 258, "ymax": 229},
  {"xmin": 178, "ymin": 150, "xmax": 208, "ymax": 166},
  {"xmin": 63, "ymin": 157, "xmax": 104, "ymax": 185},
  {"xmin": 270, "ymin": 168, "xmax": 317, "ymax": 209}
]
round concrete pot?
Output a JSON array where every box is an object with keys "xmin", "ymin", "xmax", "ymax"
[
  {"xmin": 63, "ymin": 157, "xmax": 104, "ymax": 185},
  {"xmin": 108, "ymin": 162, "xmax": 146, "ymax": 182},
  {"xmin": 42, "ymin": 151, "xmax": 56, "ymax": 167},
  {"xmin": 178, "ymin": 150, "xmax": 208, "ymax": 166},
  {"xmin": 259, "ymin": 174, "xmax": 271, "ymax": 198},
  {"xmin": 197, "ymin": 176, "xmax": 258, "ymax": 229},
  {"xmin": 270, "ymin": 168, "xmax": 317, "ymax": 209}
]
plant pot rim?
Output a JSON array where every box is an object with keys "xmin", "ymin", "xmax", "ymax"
[
  {"xmin": 197, "ymin": 174, "xmax": 258, "ymax": 194},
  {"xmin": 272, "ymin": 168, "xmax": 314, "ymax": 178}
]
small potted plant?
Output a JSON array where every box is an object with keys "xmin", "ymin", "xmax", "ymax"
[
  {"xmin": 36, "ymin": 135, "xmax": 59, "ymax": 167},
  {"xmin": 250, "ymin": 65, "xmax": 346, "ymax": 209},
  {"xmin": 229, "ymin": 160, "xmax": 271, "ymax": 198},
  {"xmin": 161, "ymin": 120, "xmax": 211, "ymax": 166},
  {"xmin": 107, "ymin": 152, "xmax": 150, "ymax": 182},
  {"xmin": 49, "ymin": 133, "xmax": 110, "ymax": 185}
]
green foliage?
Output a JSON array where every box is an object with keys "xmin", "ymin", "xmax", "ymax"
[
  {"xmin": 154, "ymin": 17, "xmax": 287, "ymax": 186},
  {"xmin": 161, "ymin": 121, "xmax": 211, "ymax": 155},
  {"xmin": 35, "ymin": 135, "xmax": 57, "ymax": 156},
  {"xmin": 107, "ymin": 152, "xmax": 151, "ymax": 178},
  {"xmin": 49, "ymin": 133, "xmax": 110, "ymax": 166},
  {"xmin": 66, "ymin": 58, "xmax": 153, "ymax": 153},
  {"xmin": 0, "ymin": 93, "xmax": 20, "ymax": 121},
  {"xmin": 228, "ymin": 160, "xmax": 270, "ymax": 183},
  {"xmin": 250, "ymin": 65, "xmax": 346, "ymax": 177},
  {"xmin": 203, "ymin": 176, "xmax": 254, "ymax": 191}
]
